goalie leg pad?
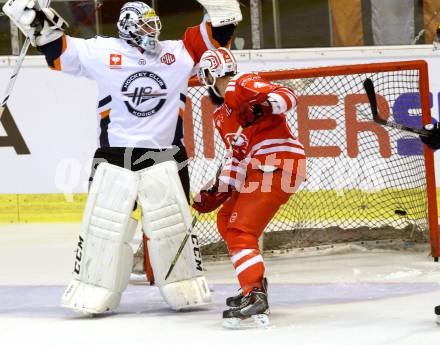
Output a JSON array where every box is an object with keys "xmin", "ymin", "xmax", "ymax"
[
  {"xmin": 61, "ymin": 163, "xmax": 139, "ymax": 314},
  {"xmin": 138, "ymin": 161, "xmax": 212, "ymax": 310}
]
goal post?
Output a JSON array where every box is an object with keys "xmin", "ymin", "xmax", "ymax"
[{"xmin": 184, "ymin": 59, "xmax": 440, "ymax": 260}]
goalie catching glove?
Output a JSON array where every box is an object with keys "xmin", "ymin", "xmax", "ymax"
[
  {"xmin": 196, "ymin": 0, "xmax": 242, "ymax": 27},
  {"xmin": 421, "ymin": 123, "xmax": 440, "ymax": 151},
  {"xmin": 2, "ymin": 0, "xmax": 68, "ymax": 47}
]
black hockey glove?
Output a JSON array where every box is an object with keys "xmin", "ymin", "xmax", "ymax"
[{"xmin": 420, "ymin": 123, "xmax": 440, "ymax": 151}]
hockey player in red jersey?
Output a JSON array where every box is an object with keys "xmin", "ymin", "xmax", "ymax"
[
  {"xmin": 3, "ymin": 0, "xmax": 242, "ymax": 314},
  {"xmin": 193, "ymin": 47, "xmax": 306, "ymax": 328}
]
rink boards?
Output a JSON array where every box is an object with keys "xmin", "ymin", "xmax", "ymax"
[{"xmin": 0, "ymin": 188, "xmax": 437, "ymax": 223}]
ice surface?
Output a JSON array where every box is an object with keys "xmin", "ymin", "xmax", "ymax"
[{"xmin": 0, "ymin": 223, "xmax": 439, "ymax": 345}]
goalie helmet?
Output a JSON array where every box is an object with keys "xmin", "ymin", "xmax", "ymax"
[
  {"xmin": 198, "ymin": 47, "xmax": 237, "ymax": 97},
  {"xmin": 117, "ymin": 1, "xmax": 162, "ymax": 55}
]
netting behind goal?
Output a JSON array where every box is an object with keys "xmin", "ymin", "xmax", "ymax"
[{"xmin": 183, "ymin": 60, "xmax": 438, "ymax": 258}]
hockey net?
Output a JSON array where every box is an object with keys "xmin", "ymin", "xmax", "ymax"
[{"xmin": 183, "ymin": 60, "xmax": 439, "ymax": 260}]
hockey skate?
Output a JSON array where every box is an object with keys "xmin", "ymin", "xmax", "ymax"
[
  {"xmin": 222, "ymin": 287, "xmax": 270, "ymax": 329},
  {"xmin": 225, "ymin": 277, "xmax": 268, "ymax": 307},
  {"xmin": 435, "ymin": 305, "xmax": 440, "ymax": 325}
]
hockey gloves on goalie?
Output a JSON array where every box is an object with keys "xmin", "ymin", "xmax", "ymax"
[
  {"xmin": 2, "ymin": 0, "xmax": 68, "ymax": 47},
  {"xmin": 421, "ymin": 123, "xmax": 440, "ymax": 151},
  {"xmin": 192, "ymin": 183, "xmax": 232, "ymax": 214}
]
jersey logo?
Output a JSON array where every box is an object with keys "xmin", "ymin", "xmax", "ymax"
[
  {"xmin": 225, "ymin": 132, "xmax": 249, "ymax": 153},
  {"xmin": 109, "ymin": 54, "xmax": 122, "ymax": 69},
  {"xmin": 160, "ymin": 53, "xmax": 176, "ymax": 65},
  {"xmin": 121, "ymin": 71, "xmax": 168, "ymax": 117},
  {"xmin": 229, "ymin": 212, "xmax": 238, "ymax": 223},
  {"xmin": 252, "ymin": 81, "xmax": 268, "ymax": 89}
]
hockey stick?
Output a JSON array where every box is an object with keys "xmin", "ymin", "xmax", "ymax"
[
  {"xmin": 0, "ymin": 0, "xmax": 52, "ymax": 121},
  {"xmin": 362, "ymin": 78, "xmax": 432, "ymax": 137},
  {"xmin": 0, "ymin": 37, "xmax": 32, "ymax": 121},
  {"xmin": 164, "ymin": 126, "xmax": 244, "ymax": 280}
]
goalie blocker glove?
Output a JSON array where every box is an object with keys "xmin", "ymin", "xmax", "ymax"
[{"xmin": 421, "ymin": 123, "xmax": 440, "ymax": 151}]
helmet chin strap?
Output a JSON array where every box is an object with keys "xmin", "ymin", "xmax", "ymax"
[{"xmin": 209, "ymin": 85, "xmax": 222, "ymax": 98}]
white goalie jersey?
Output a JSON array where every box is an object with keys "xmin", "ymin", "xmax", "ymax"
[{"xmin": 48, "ymin": 16, "xmax": 224, "ymax": 149}]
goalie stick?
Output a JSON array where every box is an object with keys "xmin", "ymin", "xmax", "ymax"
[
  {"xmin": 164, "ymin": 126, "xmax": 244, "ymax": 280},
  {"xmin": 0, "ymin": 0, "xmax": 52, "ymax": 121},
  {"xmin": 0, "ymin": 37, "xmax": 31, "ymax": 121},
  {"xmin": 362, "ymin": 78, "xmax": 432, "ymax": 137}
]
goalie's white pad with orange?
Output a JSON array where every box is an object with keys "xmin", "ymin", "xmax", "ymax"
[
  {"xmin": 61, "ymin": 163, "xmax": 138, "ymax": 314},
  {"xmin": 138, "ymin": 161, "xmax": 212, "ymax": 310},
  {"xmin": 197, "ymin": 0, "xmax": 242, "ymax": 27}
]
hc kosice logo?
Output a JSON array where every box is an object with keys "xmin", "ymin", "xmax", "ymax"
[{"xmin": 121, "ymin": 71, "xmax": 168, "ymax": 117}]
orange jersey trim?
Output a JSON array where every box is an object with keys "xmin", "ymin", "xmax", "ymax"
[
  {"xmin": 49, "ymin": 34, "xmax": 67, "ymax": 71},
  {"xmin": 99, "ymin": 109, "xmax": 111, "ymax": 118},
  {"xmin": 205, "ymin": 22, "xmax": 221, "ymax": 49}
]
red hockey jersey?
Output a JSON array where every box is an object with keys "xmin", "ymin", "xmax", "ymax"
[{"xmin": 214, "ymin": 72, "xmax": 306, "ymax": 190}]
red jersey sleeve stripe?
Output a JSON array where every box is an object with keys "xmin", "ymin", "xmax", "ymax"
[{"xmin": 273, "ymin": 87, "xmax": 296, "ymax": 110}]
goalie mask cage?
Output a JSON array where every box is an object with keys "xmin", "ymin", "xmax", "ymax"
[{"xmin": 184, "ymin": 59, "xmax": 439, "ymax": 260}]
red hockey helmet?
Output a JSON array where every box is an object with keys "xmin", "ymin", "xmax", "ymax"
[{"xmin": 198, "ymin": 47, "xmax": 237, "ymax": 97}]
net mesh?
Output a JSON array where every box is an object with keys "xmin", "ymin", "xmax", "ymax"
[{"xmin": 184, "ymin": 63, "xmax": 432, "ymax": 257}]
